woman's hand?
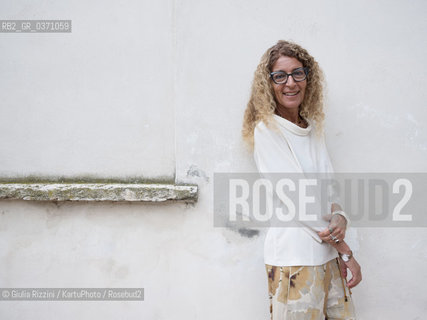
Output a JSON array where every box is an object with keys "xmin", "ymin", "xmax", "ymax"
[
  {"xmin": 341, "ymin": 256, "xmax": 362, "ymax": 289},
  {"xmin": 318, "ymin": 214, "xmax": 347, "ymax": 244},
  {"xmin": 323, "ymin": 238, "xmax": 362, "ymax": 289}
]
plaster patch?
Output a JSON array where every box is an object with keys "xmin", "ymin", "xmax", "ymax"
[
  {"xmin": 186, "ymin": 165, "xmax": 209, "ymax": 182},
  {"xmin": 224, "ymin": 223, "xmax": 260, "ymax": 239},
  {"xmin": 237, "ymin": 228, "xmax": 260, "ymax": 238}
]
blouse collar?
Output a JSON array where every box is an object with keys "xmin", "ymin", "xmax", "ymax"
[{"xmin": 272, "ymin": 113, "xmax": 312, "ymax": 136}]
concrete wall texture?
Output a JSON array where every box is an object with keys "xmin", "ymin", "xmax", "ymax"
[{"xmin": 1, "ymin": 0, "xmax": 426, "ymax": 319}]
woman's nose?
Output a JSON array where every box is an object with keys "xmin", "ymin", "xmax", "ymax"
[{"xmin": 285, "ymin": 76, "xmax": 296, "ymax": 87}]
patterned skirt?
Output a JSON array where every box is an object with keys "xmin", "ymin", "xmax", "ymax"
[{"xmin": 265, "ymin": 258, "xmax": 356, "ymax": 320}]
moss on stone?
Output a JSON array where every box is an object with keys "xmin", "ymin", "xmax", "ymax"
[{"xmin": 0, "ymin": 179, "xmax": 198, "ymax": 203}]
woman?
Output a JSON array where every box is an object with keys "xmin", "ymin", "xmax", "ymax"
[{"xmin": 242, "ymin": 40, "xmax": 362, "ymax": 319}]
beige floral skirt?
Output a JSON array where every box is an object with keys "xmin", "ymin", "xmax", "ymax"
[{"xmin": 265, "ymin": 258, "xmax": 356, "ymax": 320}]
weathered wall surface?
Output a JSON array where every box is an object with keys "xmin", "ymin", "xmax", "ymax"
[
  {"xmin": 1, "ymin": 0, "xmax": 426, "ymax": 319},
  {"xmin": 0, "ymin": 0, "xmax": 176, "ymax": 179}
]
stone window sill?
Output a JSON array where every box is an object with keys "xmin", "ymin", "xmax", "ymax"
[{"xmin": 0, "ymin": 180, "xmax": 198, "ymax": 203}]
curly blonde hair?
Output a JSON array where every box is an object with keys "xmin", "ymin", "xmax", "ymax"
[{"xmin": 242, "ymin": 40, "xmax": 325, "ymax": 151}]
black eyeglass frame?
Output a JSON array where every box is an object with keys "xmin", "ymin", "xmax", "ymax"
[{"xmin": 269, "ymin": 67, "xmax": 309, "ymax": 85}]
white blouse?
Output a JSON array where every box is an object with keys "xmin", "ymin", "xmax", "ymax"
[{"xmin": 254, "ymin": 114, "xmax": 339, "ymax": 266}]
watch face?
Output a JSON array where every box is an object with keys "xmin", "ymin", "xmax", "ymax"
[{"xmin": 340, "ymin": 250, "xmax": 352, "ymax": 262}]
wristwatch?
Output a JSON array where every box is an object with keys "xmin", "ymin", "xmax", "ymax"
[{"xmin": 339, "ymin": 250, "xmax": 353, "ymax": 262}]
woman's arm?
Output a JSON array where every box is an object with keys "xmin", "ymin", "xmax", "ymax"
[
  {"xmin": 326, "ymin": 239, "xmax": 362, "ymax": 289},
  {"xmin": 318, "ymin": 209, "xmax": 361, "ymax": 288}
]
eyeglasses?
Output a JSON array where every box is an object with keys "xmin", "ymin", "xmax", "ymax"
[{"xmin": 270, "ymin": 67, "xmax": 309, "ymax": 85}]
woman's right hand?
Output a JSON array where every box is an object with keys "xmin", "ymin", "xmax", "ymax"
[
  {"xmin": 342, "ymin": 257, "xmax": 362, "ymax": 289},
  {"xmin": 324, "ymin": 239, "xmax": 362, "ymax": 289}
]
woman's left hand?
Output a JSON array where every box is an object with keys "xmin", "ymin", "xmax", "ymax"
[{"xmin": 318, "ymin": 214, "xmax": 347, "ymax": 244}]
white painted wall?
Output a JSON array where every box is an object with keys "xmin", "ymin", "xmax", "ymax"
[
  {"xmin": 0, "ymin": 0, "xmax": 176, "ymax": 179},
  {"xmin": 1, "ymin": 0, "xmax": 426, "ymax": 319}
]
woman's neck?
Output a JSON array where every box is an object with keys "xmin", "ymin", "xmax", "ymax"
[{"xmin": 274, "ymin": 107, "xmax": 307, "ymax": 128}]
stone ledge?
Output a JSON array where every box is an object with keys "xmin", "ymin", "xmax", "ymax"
[{"xmin": 0, "ymin": 183, "xmax": 198, "ymax": 203}]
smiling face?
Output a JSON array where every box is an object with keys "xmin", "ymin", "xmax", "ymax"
[{"xmin": 271, "ymin": 55, "xmax": 307, "ymax": 113}]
